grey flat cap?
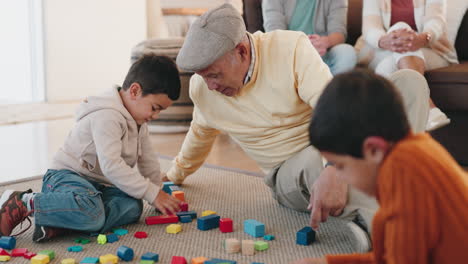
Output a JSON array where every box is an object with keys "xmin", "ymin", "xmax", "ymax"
[{"xmin": 176, "ymin": 3, "xmax": 246, "ymax": 72}]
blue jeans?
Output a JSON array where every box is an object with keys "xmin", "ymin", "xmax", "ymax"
[
  {"xmin": 323, "ymin": 43, "xmax": 357, "ymax": 75},
  {"xmin": 34, "ymin": 169, "xmax": 143, "ymax": 233}
]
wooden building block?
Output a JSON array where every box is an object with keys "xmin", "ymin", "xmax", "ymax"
[
  {"xmin": 61, "ymin": 259, "xmax": 76, "ymax": 264},
  {"xmin": 241, "ymin": 240, "xmax": 255, "ymax": 256},
  {"xmin": 31, "ymin": 254, "xmax": 50, "ymax": 264},
  {"xmin": 243, "ymin": 219, "xmax": 265, "ymax": 237},
  {"xmin": 254, "ymin": 241, "xmax": 269, "ymax": 251},
  {"xmin": 97, "ymin": 234, "xmax": 107, "ymax": 244},
  {"xmin": 197, "ymin": 214, "xmax": 220, "ymax": 231},
  {"xmin": 220, "ymin": 218, "xmax": 233, "ymax": 233},
  {"xmin": 171, "ymin": 191, "xmax": 185, "ymax": 202},
  {"xmin": 145, "ymin": 215, "xmax": 179, "ymax": 225},
  {"xmin": 201, "ymin": 210, "xmax": 216, "ymax": 217},
  {"xmin": 224, "ymin": 238, "xmax": 240, "ymax": 254},
  {"xmin": 180, "ymin": 202, "xmax": 188, "ymax": 212},
  {"xmin": 166, "ymin": 224, "xmax": 182, "ymax": 234},
  {"xmin": 0, "ymin": 256, "xmax": 11, "ymax": 262},
  {"xmin": 191, "ymin": 256, "xmax": 208, "ymax": 264},
  {"xmin": 171, "ymin": 256, "xmax": 187, "ymax": 264},
  {"xmin": 0, "ymin": 236, "xmax": 15, "ymax": 250},
  {"xmin": 296, "ymin": 226, "xmax": 316, "ymax": 246},
  {"xmin": 99, "ymin": 254, "xmax": 118, "ymax": 264}
]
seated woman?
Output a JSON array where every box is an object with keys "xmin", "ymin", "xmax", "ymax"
[
  {"xmin": 359, "ymin": 0, "xmax": 458, "ymax": 131},
  {"xmin": 262, "ymin": 0, "xmax": 357, "ymax": 75}
]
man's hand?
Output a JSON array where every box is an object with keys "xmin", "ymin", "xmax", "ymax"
[
  {"xmin": 308, "ymin": 165, "xmax": 348, "ymax": 230},
  {"xmin": 152, "ymin": 191, "xmax": 181, "ymax": 215},
  {"xmin": 309, "ymin": 34, "xmax": 329, "ymax": 56},
  {"xmin": 290, "ymin": 257, "xmax": 328, "ymax": 264}
]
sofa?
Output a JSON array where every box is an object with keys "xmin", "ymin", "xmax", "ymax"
[{"xmin": 243, "ymin": 0, "xmax": 468, "ymax": 165}]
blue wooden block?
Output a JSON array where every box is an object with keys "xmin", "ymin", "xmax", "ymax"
[
  {"xmin": 204, "ymin": 258, "xmax": 237, "ymax": 264},
  {"xmin": 67, "ymin": 245, "xmax": 83, "ymax": 252},
  {"xmin": 117, "ymin": 245, "xmax": 134, "ymax": 261},
  {"xmin": 162, "ymin": 182, "xmax": 176, "ymax": 194},
  {"xmin": 80, "ymin": 257, "xmax": 99, "ymax": 264},
  {"xmin": 179, "ymin": 215, "xmax": 192, "ymax": 223},
  {"xmin": 107, "ymin": 233, "xmax": 119, "ymax": 243},
  {"xmin": 243, "ymin": 219, "xmax": 265, "ymax": 237},
  {"xmin": 197, "ymin": 214, "xmax": 220, "ymax": 231},
  {"xmin": 176, "ymin": 210, "xmax": 197, "ymax": 220},
  {"xmin": 263, "ymin": 234, "xmax": 275, "ymax": 241},
  {"xmin": 169, "ymin": 185, "xmax": 182, "ymax": 194},
  {"xmin": 141, "ymin": 252, "xmax": 159, "ymax": 262},
  {"xmin": 113, "ymin": 228, "xmax": 128, "ymax": 236},
  {"xmin": 296, "ymin": 226, "xmax": 316, "ymax": 245},
  {"xmin": 0, "ymin": 236, "xmax": 16, "ymax": 250}
]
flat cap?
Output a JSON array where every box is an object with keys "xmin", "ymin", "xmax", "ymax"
[{"xmin": 176, "ymin": 3, "xmax": 246, "ymax": 72}]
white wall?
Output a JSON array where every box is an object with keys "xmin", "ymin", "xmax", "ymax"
[{"xmin": 43, "ymin": 0, "xmax": 147, "ymax": 102}]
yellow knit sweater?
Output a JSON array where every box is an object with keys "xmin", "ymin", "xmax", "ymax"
[
  {"xmin": 167, "ymin": 30, "xmax": 332, "ymax": 183},
  {"xmin": 327, "ymin": 133, "xmax": 468, "ymax": 264}
]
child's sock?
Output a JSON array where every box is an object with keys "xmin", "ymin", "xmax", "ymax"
[{"xmin": 21, "ymin": 192, "xmax": 36, "ymax": 212}]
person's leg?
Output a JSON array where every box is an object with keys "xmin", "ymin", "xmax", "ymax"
[
  {"xmin": 323, "ymin": 44, "xmax": 357, "ymax": 75},
  {"xmin": 94, "ymin": 184, "xmax": 143, "ymax": 233},
  {"xmin": 34, "ymin": 169, "xmax": 105, "ymax": 232},
  {"xmin": 374, "ymin": 55, "xmax": 398, "ymax": 77},
  {"xmin": 388, "ymin": 69, "xmax": 430, "ymax": 133}
]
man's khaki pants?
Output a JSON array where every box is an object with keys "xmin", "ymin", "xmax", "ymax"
[{"xmin": 265, "ymin": 69, "xmax": 430, "ymax": 232}]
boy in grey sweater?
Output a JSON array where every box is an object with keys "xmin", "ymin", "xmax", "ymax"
[
  {"xmin": 0, "ymin": 54, "xmax": 182, "ymax": 241},
  {"xmin": 263, "ymin": 0, "xmax": 357, "ymax": 75}
]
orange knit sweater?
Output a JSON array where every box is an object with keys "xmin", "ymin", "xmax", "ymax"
[{"xmin": 327, "ymin": 133, "xmax": 468, "ymax": 264}]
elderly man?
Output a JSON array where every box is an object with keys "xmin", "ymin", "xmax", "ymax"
[{"xmin": 166, "ymin": 3, "xmax": 429, "ymax": 251}]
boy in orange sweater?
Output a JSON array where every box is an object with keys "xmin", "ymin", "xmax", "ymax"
[{"xmin": 292, "ymin": 70, "xmax": 468, "ymax": 264}]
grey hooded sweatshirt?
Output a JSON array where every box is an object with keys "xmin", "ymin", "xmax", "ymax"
[{"xmin": 50, "ymin": 87, "xmax": 161, "ymax": 203}]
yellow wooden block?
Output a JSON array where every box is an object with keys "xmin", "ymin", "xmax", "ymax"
[
  {"xmin": 99, "ymin": 254, "xmax": 118, "ymax": 264},
  {"xmin": 191, "ymin": 256, "xmax": 208, "ymax": 264},
  {"xmin": 61, "ymin": 259, "xmax": 76, "ymax": 264},
  {"xmin": 201, "ymin": 210, "xmax": 217, "ymax": 217},
  {"xmin": 31, "ymin": 254, "xmax": 50, "ymax": 264},
  {"xmin": 166, "ymin": 224, "xmax": 182, "ymax": 234},
  {"xmin": 0, "ymin": 255, "xmax": 11, "ymax": 262},
  {"xmin": 171, "ymin": 191, "xmax": 185, "ymax": 202}
]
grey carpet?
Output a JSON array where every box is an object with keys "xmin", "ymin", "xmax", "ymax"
[{"xmin": 0, "ymin": 159, "xmax": 358, "ymax": 264}]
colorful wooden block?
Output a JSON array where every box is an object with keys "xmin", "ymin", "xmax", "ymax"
[
  {"xmin": 61, "ymin": 259, "xmax": 76, "ymax": 264},
  {"xmin": 112, "ymin": 229, "xmax": 128, "ymax": 236},
  {"xmin": 74, "ymin": 238, "xmax": 91, "ymax": 245},
  {"xmin": 67, "ymin": 246, "xmax": 83, "ymax": 252},
  {"xmin": 162, "ymin": 182, "xmax": 176, "ymax": 194},
  {"xmin": 241, "ymin": 240, "xmax": 255, "ymax": 256},
  {"xmin": 0, "ymin": 255, "xmax": 10, "ymax": 262},
  {"xmin": 31, "ymin": 254, "xmax": 50, "ymax": 264},
  {"xmin": 191, "ymin": 256, "xmax": 208, "ymax": 264},
  {"xmin": 169, "ymin": 185, "xmax": 182, "ymax": 194},
  {"xmin": 106, "ymin": 233, "xmax": 119, "ymax": 243},
  {"xmin": 117, "ymin": 246, "xmax": 134, "ymax": 261},
  {"xmin": 141, "ymin": 252, "xmax": 159, "ymax": 262},
  {"xmin": 180, "ymin": 202, "xmax": 188, "ymax": 212},
  {"xmin": 243, "ymin": 219, "xmax": 265, "ymax": 237},
  {"xmin": 197, "ymin": 214, "xmax": 220, "ymax": 231},
  {"xmin": 140, "ymin": 260, "xmax": 155, "ymax": 264},
  {"xmin": 79, "ymin": 257, "xmax": 98, "ymax": 264},
  {"xmin": 97, "ymin": 234, "xmax": 107, "ymax": 244},
  {"xmin": 263, "ymin": 235, "xmax": 275, "ymax": 241},
  {"xmin": 38, "ymin": 250, "xmax": 55, "ymax": 260},
  {"xmin": 219, "ymin": 218, "xmax": 233, "ymax": 233},
  {"xmin": 166, "ymin": 224, "xmax": 182, "ymax": 234},
  {"xmin": 296, "ymin": 226, "xmax": 316, "ymax": 246},
  {"xmin": 145, "ymin": 215, "xmax": 179, "ymax": 225},
  {"xmin": 134, "ymin": 231, "xmax": 148, "ymax": 239},
  {"xmin": 179, "ymin": 215, "xmax": 192, "ymax": 223},
  {"xmin": 176, "ymin": 211, "xmax": 197, "ymax": 220},
  {"xmin": 11, "ymin": 248, "xmax": 27, "ymax": 257},
  {"xmin": 99, "ymin": 254, "xmax": 118, "ymax": 264},
  {"xmin": 171, "ymin": 256, "xmax": 187, "ymax": 264},
  {"xmin": 171, "ymin": 191, "xmax": 185, "ymax": 202},
  {"xmin": 201, "ymin": 210, "xmax": 216, "ymax": 217},
  {"xmin": 254, "ymin": 241, "xmax": 269, "ymax": 251},
  {"xmin": 224, "ymin": 238, "xmax": 240, "ymax": 254},
  {"xmin": 205, "ymin": 258, "xmax": 237, "ymax": 264},
  {"xmin": 0, "ymin": 237, "xmax": 15, "ymax": 250},
  {"xmin": 24, "ymin": 251, "xmax": 36, "ymax": 259},
  {"xmin": 0, "ymin": 249, "xmax": 9, "ymax": 256}
]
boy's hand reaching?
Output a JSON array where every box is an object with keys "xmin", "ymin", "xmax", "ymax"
[{"xmin": 152, "ymin": 191, "xmax": 181, "ymax": 215}]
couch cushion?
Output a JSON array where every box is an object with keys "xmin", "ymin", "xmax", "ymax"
[
  {"xmin": 455, "ymin": 10, "xmax": 468, "ymax": 61},
  {"xmin": 426, "ymin": 63, "xmax": 468, "ymax": 111}
]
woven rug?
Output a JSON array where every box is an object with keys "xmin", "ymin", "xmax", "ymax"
[{"xmin": 0, "ymin": 159, "xmax": 357, "ymax": 264}]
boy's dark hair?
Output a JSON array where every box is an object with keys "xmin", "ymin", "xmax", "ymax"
[
  {"xmin": 122, "ymin": 54, "xmax": 181, "ymax": 100},
  {"xmin": 309, "ymin": 69, "xmax": 410, "ymax": 158}
]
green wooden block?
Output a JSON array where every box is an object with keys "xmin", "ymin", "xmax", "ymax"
[
  {"xmin": 254, "ymin": 241, "xmax": 269, "ymax": 251},
  {"xmin": 97, "ymin": 234, "xmax": 107, "ymax": 244},
  {"xmin": 38, "ymin": 250, "xmax": 55, "ymax": 260},
  {"xmin": 140, "ymin": 260, "xmax": 155, "ymax": 264}
]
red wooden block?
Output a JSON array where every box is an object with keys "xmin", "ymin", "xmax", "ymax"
[
  {"xmin": 171, "ymin": 256, "xmax": 187, "ymax": 264},
  {"xmin": 134, "ymin": 231, "xmax": 148, "ymax": 239},
  {"xmin": 11, "ymin": 248, "xmax": 28, "ymax": 257},
  {"xmin": 220, "ymin": 218, "xmax": 233, "ymax": 233},
  {"xmin": 180, "ymin": 202, "xmax": 188, "ymax": 212},
  {"xmin": 23, "ymin": 251, "xmax": 36, "ymax": 259},
  {"xmin": 0, "ymin": 249, "xmax": 10, "ymax": 256},
  {"xmin": 145, "ymin": 215, "xmax": 179, "ymax": 225}
]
